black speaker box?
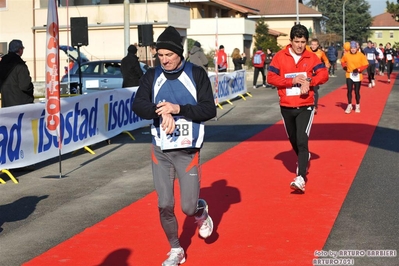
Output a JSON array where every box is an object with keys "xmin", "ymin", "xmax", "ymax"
[
  {"xmin": 138, "ymin": 24, "xmax": 153, "ymax": 47},
  {"xmin": 71, "ymin": 17, "xmax": 89, "ymax": 47}
]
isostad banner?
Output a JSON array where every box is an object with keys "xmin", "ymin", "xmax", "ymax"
[
  {"xmin": 208, "ymin": 69, "xmax": 247, "ymax": 105},
  {"xmin": 0, "ymin": 87, "xmax": 151, "ymax": 169}
]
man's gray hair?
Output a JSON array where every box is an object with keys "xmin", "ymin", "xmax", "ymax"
[{"xmin": 9, "ymin": 39, "xmax": 24, "ymax": 53}]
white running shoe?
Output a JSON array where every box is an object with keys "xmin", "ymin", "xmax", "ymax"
[
  {"xmin": 162, "ymin": 247, "xmax": 185, "ymax": 266},
  {"xmin": 355, "ymin": 104, "xmax": 360, "ymax": 113},
  {"xmin": 290, "ymin": 175, "xmax": 306, "ymax": 192},
  {"xmin": 368, "ymin": 83, "xmax": 372, "ymax": 88},
  {"xmin": 253, "ymin": 85, "xmax": 257, "ymax": 89},
  {"xmin": 388, "ymin": 79, "xmax": 391, "ymax": 83},
  {"xmin": 372, "ymin": 80, "xmax": 375, "ymax": 87},
  {"xmin": 345, "ymin": 104, "xmax": 352, "ymax": 114},
  {"xmin": 195, "ymin": 199, "xmax": 213, "ymax": 239}
]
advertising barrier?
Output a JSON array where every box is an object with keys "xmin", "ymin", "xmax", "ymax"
[
  {"xmin": 0, "ymin": 70, "xmax": 247, "ymax": 171},
  {"xmin": 209, "ymin": 69, "xmax": 248, "ymax": 107},
  {"xmin": 0, "ymin": 87, "xmax": 151, "ymax": 170}
]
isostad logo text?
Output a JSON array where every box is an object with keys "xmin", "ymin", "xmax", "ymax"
[
  {"xmin": 32, "ymin": 99, "xmax": 99, "ymax": 153},
  {"xmin": 104, "ymin": 92, "xmax": 145, "ymax": 131}
]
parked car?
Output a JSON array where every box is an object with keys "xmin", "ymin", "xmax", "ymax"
[
  {"xmin": 61, "ymin": 59, "xmax": 148, "ymax": 94},
  {"xmin": 59, "ymin": 46, "xmax": 147, "ymax": 94}
]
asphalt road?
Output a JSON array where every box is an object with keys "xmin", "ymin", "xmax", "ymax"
[{"xmin": 1, "ymin": 68, "xmax": 398, "ymax": 265}]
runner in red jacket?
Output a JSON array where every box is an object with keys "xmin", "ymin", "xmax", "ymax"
[{"xmin": 267, "ymin": 24, "xmax": 329, "ymax": 193}]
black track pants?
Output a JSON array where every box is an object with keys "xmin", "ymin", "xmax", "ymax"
[{"xmin": 281, "ymin": 105, "xmax": 314, "ymax": 180}]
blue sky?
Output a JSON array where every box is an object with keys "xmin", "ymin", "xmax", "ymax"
[
  {"xmin": 304, "ymin": 0, "xmax": 387, "ymax": 17},
  {"xmin": 368, "ymin": 0, "xmax": 387, "ymax": 17}
]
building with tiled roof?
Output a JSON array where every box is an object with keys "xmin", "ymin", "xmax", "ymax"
[
  {"xmin": 369, "ymin": 12, "xmax": 399, "ymax": 46},
  {"xmin": 0, "ymin": 0, "xmax": 327, "ymax": 80},
  {"xmin": 179, "ymin": 0, "xmax": 325, "ymax": 68},
  {"xmin": 230, "ymin": 0, "xmax": 322, "ymax": 17},
  {"xmin": 170, "ymin": 0, "xmax": 260, "ymax": 65},
  {"xmin": 240, "ymin": 0, "xmax": 326, "ymax": 45}
]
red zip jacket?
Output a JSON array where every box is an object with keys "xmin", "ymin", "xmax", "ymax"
[{"xmin": 267, "ymin": 44, "xmax": 329, "ymax": 108}]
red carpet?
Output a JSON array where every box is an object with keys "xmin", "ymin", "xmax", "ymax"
[{"xmin": 24, "ymin": 74, "xmax": 396, "ymax": 266}]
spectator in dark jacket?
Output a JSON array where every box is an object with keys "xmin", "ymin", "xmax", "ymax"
[
  {"xmin": 231, "ymin": 48, "xmax": 246, "ymax": 71},
  {"xmin": 326, "ymin": 42, "xmax": 338, "ymax": 77},
  {"xmin": 0, "ymin": 39, "xmax": 34, "ymax": 108},
  {"xmin": 121, "ymin": 44, "xmax": 143, "ymax": 87}
]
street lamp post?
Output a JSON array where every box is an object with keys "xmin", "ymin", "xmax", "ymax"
[
  {"xmin": 296, "ymin": 0, "xmax": 299, "ymax": 24},
  {"xmin": 124, "ymin": 0, "xmax": 130, "ymax": 55},
  {"xmin": 343, "ymin": 0, "xmax": 349, "ymax": 44}
]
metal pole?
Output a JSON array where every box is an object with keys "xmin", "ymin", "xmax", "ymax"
[
  {"xmin": 296, "ymin": 0, "xmax": 299, "ymax": 24},
  {"xmin": 214, "ymin": 14, "xmax": 219, "ymax": 110},
  {"xmin": 124, "ymin": 0, "xmax": 130, "ymax": 55},
  {"xmin": 77, "ymin": 45, "xmax": 83, "ymax": 94},
  {"xmin": 343, "ymin": 0, "xmax": 349, "ymax": 44}
]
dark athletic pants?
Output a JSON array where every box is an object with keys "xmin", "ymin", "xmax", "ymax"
[
  {"xmin": 367, "ymin": 64, "xmax": 376, "ymax": 84},
  {"xmin": 328, "ymin": 60, "xmax": 337, "ymax": 75},
  {"xmin": 152, "ymin": 145, "xmax": 201, "ymax": 248},
  {"xmin": 386, "ymin": 61, "xmax": 394, "ymax": 80},
  {"xmin": 253, "ymin": 66, "xmax": 266, "ymax": 86},
  {"xmin": 281, "ymin": 106, "xmax": 314, "ymax": 181},
  {"xmin": 378, "ymin": 59, "xmax": 385, "ymax": 74},
  {"xmin": 346, "ymin": 78, "xmax": 361, "ymax": 104}
]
